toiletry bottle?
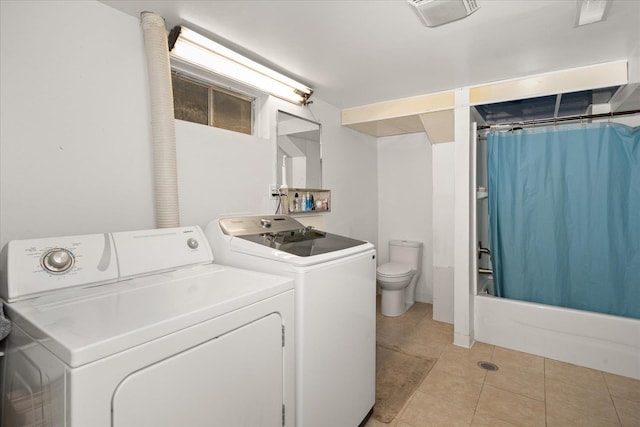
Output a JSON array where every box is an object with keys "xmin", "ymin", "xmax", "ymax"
[
  {"xmin": 294, "ymin": 192, "xmax": 299, "ymax": 212},
  {"xmin": 301, "ymin": 193, "xmax": 307, "ymax": 211},
  {"xmin": 310, "ymin": 193, "xmax": 315, "ymax": 210},
  {"xmin": 306, "ymin": 192, "xmax": 311, "ymax": 211}
]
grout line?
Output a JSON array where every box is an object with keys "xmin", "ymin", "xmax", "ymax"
[
  {"xmin": 602, "ymin": 371, "xmax": 624, "ymax": 426},
  {"xmin": 471, "ymin": 371, "xmax": 486, "ymax": 424},
  {"xmin": 468, "ymin": 344, "xmax": 495, "ymax": 425},
  {"xmin": 543, "ymin": 357, "xmax": 548, "ymax": 426}
]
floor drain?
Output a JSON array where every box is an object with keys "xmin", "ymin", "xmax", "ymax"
[{"xmin": 477, "ymin": 361, "xmax": 499, "ymax": 371}]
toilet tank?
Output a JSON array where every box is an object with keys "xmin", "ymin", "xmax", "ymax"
[{"xmin": 389, "ymin": 240, "xmax": 423, "ymax": 272}]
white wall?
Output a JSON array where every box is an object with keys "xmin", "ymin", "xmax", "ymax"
[
  {"xmin": 453, "ymin": 89, "xmax": 474, "ymax": 348},
  {"xmin": 312, "ymin": 99, "xmax": 378, "ymax": 247},
  {"xmin": 0, "ymin": 1, "xmax": 378, "ymax": 255},
  {"xmin": 432, "ymin": 143, "xmax": 455, "ymax": 322},
  {"xmin": 377, "ymin": 133, "xmax": 433, "ymax": 303},
  {"xmin": 175, "ymin": 120, "xmax": 273, "ymax": 226},
  {"xmin": 0, "ymin": 0, "xmax": 155, "ymax": 246}
]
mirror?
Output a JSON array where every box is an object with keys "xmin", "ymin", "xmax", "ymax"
[{"xmin": 277, "ymin": 111, "xmax": 321, "ymax": 189}]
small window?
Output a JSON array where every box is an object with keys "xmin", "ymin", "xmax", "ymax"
[{"xmin": 172, "ymin": 73, "xmax": 253, "ymax": 135}]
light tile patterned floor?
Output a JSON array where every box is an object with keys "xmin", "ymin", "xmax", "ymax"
[{"xmin": 367, "ymin": 299, "xmax": 640, "ymax": 427}]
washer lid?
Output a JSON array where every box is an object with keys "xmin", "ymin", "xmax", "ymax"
[
  {"xmin": 4, "ymin": 264, "xmax": 293, "ymax": 368},
  {"xmin": 217, "ymin": 215, "xmax": 374, "ymax": 266},
  {"xmin": 377, "ymin": 262, "xmax": 412, "ymax": 277},
  {"xmin": 237, "ymin": 229, "xmax": 367, "ymax": 257}
]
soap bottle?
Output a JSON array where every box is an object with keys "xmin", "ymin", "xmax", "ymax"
[
  {"xmin": 306, "ymin": 192, "xmax": 311, "ymax": 211},
  {"xmin": 294, "ymin": 192, "xmax": 299, "ymax": 212},
  {"xmin": 301, "ymin": 193, "xmax": 307, "ymax": 211}
]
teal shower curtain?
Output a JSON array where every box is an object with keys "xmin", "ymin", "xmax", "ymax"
[{"xmin": 487, "ymin": 123, "xmax": 640, "ymax": 319}]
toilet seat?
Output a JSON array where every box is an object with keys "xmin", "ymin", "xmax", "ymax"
[{"xmin": 376, "ymin": 262, "xmax": 413, "ymax": 279}]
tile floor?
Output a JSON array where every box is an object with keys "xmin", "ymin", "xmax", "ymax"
[{"xmin": 367, "ymin": 299, "xmax": 640, "ymax": 427}]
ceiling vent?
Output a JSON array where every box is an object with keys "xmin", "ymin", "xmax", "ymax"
[{"xmin": 408, "ymin": 0, "xmax": 480, "ymax": 27}]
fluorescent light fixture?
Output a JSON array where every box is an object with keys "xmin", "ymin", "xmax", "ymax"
[
  {"xmin": 576, "ymin": 0, "xmax": 610, "ymax": 26},
  {"xmin": 168, "ymin": 26, "xmax": 313, "ymax": 105}
]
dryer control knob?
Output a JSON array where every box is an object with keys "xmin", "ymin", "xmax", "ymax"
[
  {"xmin": 260, "ymin": 218, "xmax": 272, "ymax": 228},
  {"xmin": 42, "ymin": 248, "xmax": 74, "ymax": 273},
  {"xmin": 187, "ymin": 238, "xmax": 199, "ymax": 249}
]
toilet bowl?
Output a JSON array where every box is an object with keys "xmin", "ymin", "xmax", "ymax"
[
  {"xmin": 377, "ymin": 263, "xmax": 415, "ymax": 316},
  {"xmin": 376, "ymin": 240, "xmax": 423, "ymax": 317}
]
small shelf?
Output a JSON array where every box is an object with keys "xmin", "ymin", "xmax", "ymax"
[{"xmin": 281, "ymin": 188, "xmax": 331, "ymax": 214}]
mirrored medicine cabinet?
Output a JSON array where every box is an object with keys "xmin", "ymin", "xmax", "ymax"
[{"xmin": 276, "ymin": 111, "xmax": 322, "ymax": 189}]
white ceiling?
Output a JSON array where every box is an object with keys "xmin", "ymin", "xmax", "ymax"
[{"xmin": 100, "ymin": 0, "xmax": 640, "ymax": 109}]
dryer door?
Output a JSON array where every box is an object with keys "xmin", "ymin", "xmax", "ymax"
[{"xmin": 112, "ymin": 313, "xmax": 283, "ymax": 427}]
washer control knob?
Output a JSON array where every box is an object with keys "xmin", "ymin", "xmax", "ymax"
[
  {"xmin": 42, "ymin": 248, "xmax": 74, "ymax": 273},
  {"xmin": 260, "ymin": 218, "xmax": 272, "ymax": 228},
  {"xmin": 187, "ymin": 238, "xmax": 199, "ymax": 249}
]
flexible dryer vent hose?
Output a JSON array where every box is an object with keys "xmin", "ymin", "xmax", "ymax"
[{"xmin": 140, "ymin": 12, "xmax": 180, "ymax": 228}]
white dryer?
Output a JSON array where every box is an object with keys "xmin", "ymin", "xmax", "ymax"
[
  {"xmin": 205, "ymin": 215, "xmax": 376, "ymax": 427},
  {"xmin": 0, "ymin": 226, "xmax": 294, "ymax": 427}
]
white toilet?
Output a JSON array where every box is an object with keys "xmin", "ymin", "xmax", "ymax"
[{"xmin": 376, "ymin": 240, "xmax": 423, "ymax": 317}]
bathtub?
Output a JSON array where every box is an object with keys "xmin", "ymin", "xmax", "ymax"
[{"xmin": 474, "ymin": 276, "xmax": 640, "ymax": 380}]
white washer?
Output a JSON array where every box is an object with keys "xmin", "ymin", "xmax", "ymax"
[
  {"xmin": 205, "ymin": 215, "xmax": 376, "ymax": 427},
  {"xmin": 0, "ymin": 226, "xmax": 295, "ymax": 427}
]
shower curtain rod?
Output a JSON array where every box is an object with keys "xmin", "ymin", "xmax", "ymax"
[{"xmin": 477, "ymin": 109, "xmax": 640, "ymax": 130}]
